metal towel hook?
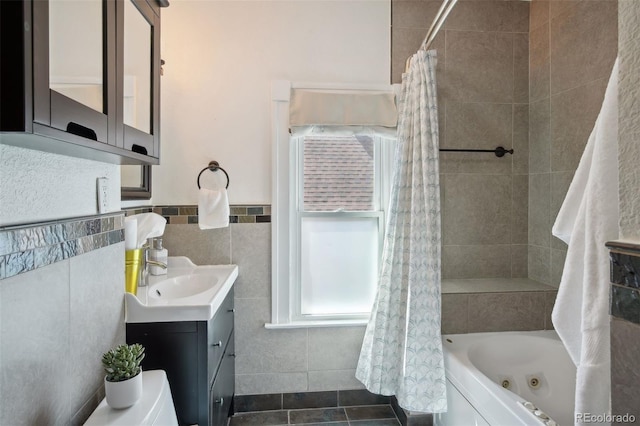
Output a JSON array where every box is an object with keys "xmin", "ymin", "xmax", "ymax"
[{"xmin": 197, "ymin": 161, "xmax": 230, "ymax": 189}]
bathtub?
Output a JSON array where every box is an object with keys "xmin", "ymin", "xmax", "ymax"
[{"xmin": 434, "ymin": 330, "xmax": 576, "ymax": 426}]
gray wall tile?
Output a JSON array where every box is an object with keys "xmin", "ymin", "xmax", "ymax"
[
  {"xmin": 529, "ymin": 24, "xmax": 550, "ymax": 103},
  {"xmin": 0, "ymin": 261, "xmax": 72, "ymax": 425},
  {"xmin": 513, "ymin": 33, "xmax": 530, "ymax": 104},
  {"xmin": 308, "ymin": 370, "xmax": 365, "ymax": 392},
  {"xmin": 528, "ymin": 244, "xmax": 551, "ymax": 285},
  {"xmin": 69, "ymin": 243, "xmax": 126, "ymax": 418},
  {"xmin": 544, "ymin": 290, "xmax": 557, "ymax": 330},
  {"xmin": 445, "ymin": 31, "xmax": 514, "ymax": 103},
  {"xmin": 549, "ymin": 0, "xmax": 617, "ymax": 95},
  {"xmin": 528, "ymin": 173, "xmax": 551, "ymax": 247},
  {"xmin": 442, "ymin": 174, "xmax": 512, "ymax": 246},
  {"xmin": 444, "ymin": 102, "xmax": 513, "ymax": 151},
  {"xmin": 512, "ymin": 175, "xmax": 529, "ymax": 245},
  {"xmin": 162, "ymin": 224, "xmax": 231, "ymax": 265},
  {"xmin": 550, "ymin": 171, "xmax": 573, "ymax": 250},
  {"xmin": 529, "ymin": 98, "xmax": 551, "ymax": 174},
  {"xmin": 231, "ymin": 223, "xmax": 271, "ymax": 299},
  {"xmin": 441, "ymin": 293, "xmax": 468, "ymax": 334},
  {"xmin": 445, "ymin": 1, "xmax": 517, "ymax": 32},
  {"xmin": 550, "ymin": 78, "xmax": 608, "ymax": 172},
  {"xmin": 468, "ymin": 292, "xmax": 546, "ymax": 332},
  {"xmin": 234, "ymin": 298, "xmax": 308, "ymax": 375},
  {"xmin": 308, "ymin": 327, "xmax": 365, "ymax": 371},
  {"xmin": 391, "ymin": 1, "xmax": 441, "ymax": 29},
  {"xmin": 442, "ymin": 245, "xmax": 513, "ymax": 279},
  {"xmin": 550, "ymin": 248, "xmax": 566, "ymax": 287},
  {"xmin": 513, "ymin": 105, "xmax": 530, "ymax": 175},
  {"xmin": 236, "ymin": 373, "xmax": 308, "ymax": 395},
  {"xmin": 511, "ymin": 244, "xmax": 529, "ymax": 278},
  {"xmin": 529, "ymin": 1, "xmax": 549, "ymax": 32}
]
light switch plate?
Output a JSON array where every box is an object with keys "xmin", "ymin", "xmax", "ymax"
[{"xmin": 97, "ymin": 177, "xmax": 109, "ymax": 213}]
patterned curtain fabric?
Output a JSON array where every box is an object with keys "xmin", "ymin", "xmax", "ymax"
[{"xmin": 355, "ymin": 50, "xmax": 447, "ymax": 413}]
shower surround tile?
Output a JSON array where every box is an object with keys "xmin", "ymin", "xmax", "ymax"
[
  {"xmin": 445, "ymin": 1, "xmax": 523, "ymax": 33},
  {"xmin": 529, "ymin": 23, "xmax": 550, "ymax": 104},
  {"xmin": 442, "ymin": 245, "xmax": 513, "ymax": 279},
  {"xmin": 441, "ymin": 174, "xmax": 512, "ymax": 246},
  {"xmin": 445, "ymin": 31, "xmax": 514, "ymax": 103},
  {"xmin": 550, "ymin": 78, "xmax": 608, "ymax": 172},
  {"xmin": 468, "ymin": 292, "xmax": 546, "ymax": 332},
  {"xmin": 528, "ymin": 173, "xmax": 551, "ymax": 248},
  {"xmin": 529, "ymin": 98, "xmax": 551, "ymax": 174},
  {"xmin": 549, "ymin": 0, "xmax": 618, "ymax": 96}
]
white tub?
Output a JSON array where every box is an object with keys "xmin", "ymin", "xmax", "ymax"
[{"xmin": 434, "ymin": 330, "xmax": 576, "ymax": 426}]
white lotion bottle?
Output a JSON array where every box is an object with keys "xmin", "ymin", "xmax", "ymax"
[{"xmin": 149, "ymin": 238, "xmax": 168, "ymax": 275}]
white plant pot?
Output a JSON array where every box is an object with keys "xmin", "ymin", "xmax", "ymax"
[{"xmin": 104, "ymin": 371, "xmax": 143, "ymax": 409}]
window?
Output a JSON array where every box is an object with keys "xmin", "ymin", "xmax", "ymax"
[
  {"xmin": 295, "ymin": 134, "xmax": 383, "ymax": 320},
  {"xmin": 270, "ymin": 81, "xmax": 397, "ymax": 327}
]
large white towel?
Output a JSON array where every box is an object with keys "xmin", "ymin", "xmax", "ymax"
[
  {"xmin": 551, "ymin": 58, "xmax": 619, "ymax": 426},
  {"xmin": 198, "ymin": 188, "xmax": 230, "ymax": 229}
]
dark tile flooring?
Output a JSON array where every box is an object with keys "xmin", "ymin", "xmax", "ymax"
[{"xmin": 229, "ymin": 404, "xmax": 401, "ymax": 425}]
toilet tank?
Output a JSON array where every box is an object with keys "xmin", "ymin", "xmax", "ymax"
[{"xmin": 84, "ymin": 370, "xmax": 178, "ymax": 426}]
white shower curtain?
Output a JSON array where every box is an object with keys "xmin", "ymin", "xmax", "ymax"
[{"xmin": 355, "ymin": 50, "xmax": 447, "ymax": 413}]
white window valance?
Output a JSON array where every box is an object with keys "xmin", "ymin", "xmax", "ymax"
[{"xmin": 289, "ymin": 89, "xmax": 397, "ymax": 127}]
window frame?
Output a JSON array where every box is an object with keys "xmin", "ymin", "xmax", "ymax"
[{"xmin": 269, "ymin": 81, "xmax": 397, "ymax": 328}]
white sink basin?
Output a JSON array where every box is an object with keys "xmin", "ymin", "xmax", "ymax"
[
  {"xmin": 149, "ymin": 274, "xmax": 213, "ymax": 300},
  {"xmin": 125, "ymin": 256, "xmax": 238, "ymax": 323}
]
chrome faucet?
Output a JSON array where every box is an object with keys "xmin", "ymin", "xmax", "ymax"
[{"xmin": 138, "ymin": 244, "xmax": 168, "ymax": 287}]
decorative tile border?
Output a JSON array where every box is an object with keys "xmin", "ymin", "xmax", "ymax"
[
  {"xmin": 150, "ymin": 205, "xmax": 272, "ymax": 225},
  {"xmin": 0, "ymin": 213, "xmax": 125, "ymax": 281},
  {"xmin": 607, "ymin": 241, "xmax": 640, "ymax": 325}
]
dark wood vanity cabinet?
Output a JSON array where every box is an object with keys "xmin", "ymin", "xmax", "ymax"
[
  {"xmin": 0, "ymin": 0, "xmax": 162, "ymax": 165},
  {"xmin": 126, "ymin": 288, "xmax": 236, "ymax": 426}
]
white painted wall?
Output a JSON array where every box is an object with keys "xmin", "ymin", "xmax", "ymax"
[
  {"xmin": 0, "ymin": 145, "xmax": 120, "ymax": 227},
  {"xmin": 153, "ymin": 0, "xmax": 390, "ymax": 205}
]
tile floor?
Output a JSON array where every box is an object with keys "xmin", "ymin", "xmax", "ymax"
[{"xmin": 229, "ymin": 404, "xmax": 401, "ymax": 425}]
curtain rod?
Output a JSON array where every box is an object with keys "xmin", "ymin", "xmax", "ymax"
[
  {"xmin": 405, "ymin": 0, "xmax": 459, "ymax": 72},
  {"xmin": 422, "ymin": 0, "xmax": 458, "ymax": 50},
  {"xmin": 440, "ymin": 146, "xmax": 514, "ymax": 158}
]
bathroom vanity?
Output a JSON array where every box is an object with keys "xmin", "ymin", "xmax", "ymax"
[{"xmin": 125, "ymin": 257, "xmax": 238, "ymax": 426}]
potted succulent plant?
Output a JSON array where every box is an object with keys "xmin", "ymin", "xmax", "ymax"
[{"xmin": 102, "ymin": 343, "xmax": 145, "ymax": 409}]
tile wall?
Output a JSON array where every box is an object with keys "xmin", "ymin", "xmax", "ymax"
[
  {"xmin": 163, "ymin": 207, "xmax": 559, "ymax": 396},
  {"xmin": 528, "ymin": 0, "xmax": 617, "ymax": 285},
  {"xmin": 392, "ymin": 0, "xmax": 530, "ymax": 280},
  {"xmin": 0, "ymin": 214, "xmax": 126, "ymax": 424}
]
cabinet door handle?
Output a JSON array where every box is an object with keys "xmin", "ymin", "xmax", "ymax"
[
  {"xmin": 229, "ymin": 353, "xmax": 236, "ymax": 358},
  {"xmin": 228, "ymin": 308, "xmax": 235, "ymax": 313},
  {"xmin": 211, "ymin": 340, "xmax": 222, "ymax": 347},
  {"xmin": 215, "ymin": 397, "xmax": 224, "ymax": 405},
  {"xmin": 66, "ymin": 122, "xmax": 97, "ymax": 141}
]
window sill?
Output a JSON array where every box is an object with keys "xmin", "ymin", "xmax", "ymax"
[{"xmin": 264, "ymin": 319, "xmax": 369, "ymax": 329}]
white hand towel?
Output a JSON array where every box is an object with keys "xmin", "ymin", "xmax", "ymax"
[
  {"xmin": 551, "ymin": 58, "xmax": 619, "ymax": 426},
  {"xmin": 198, "ymin": 188, "xmax": 230, "ymax": 229}
]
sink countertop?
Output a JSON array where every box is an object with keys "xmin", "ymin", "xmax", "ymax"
[{"xmin": 125, "ymin": 256, "xmax": 238, "ymax": 323}]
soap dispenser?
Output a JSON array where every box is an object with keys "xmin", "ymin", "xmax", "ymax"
[{"xmin": 149, "ymin": 238, "xmax": 168, "ymax": 275}]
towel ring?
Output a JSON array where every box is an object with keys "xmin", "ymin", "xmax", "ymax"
[{"xmin": 197, "ymin": 161, "xmax": 230, "ymax": 189}]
